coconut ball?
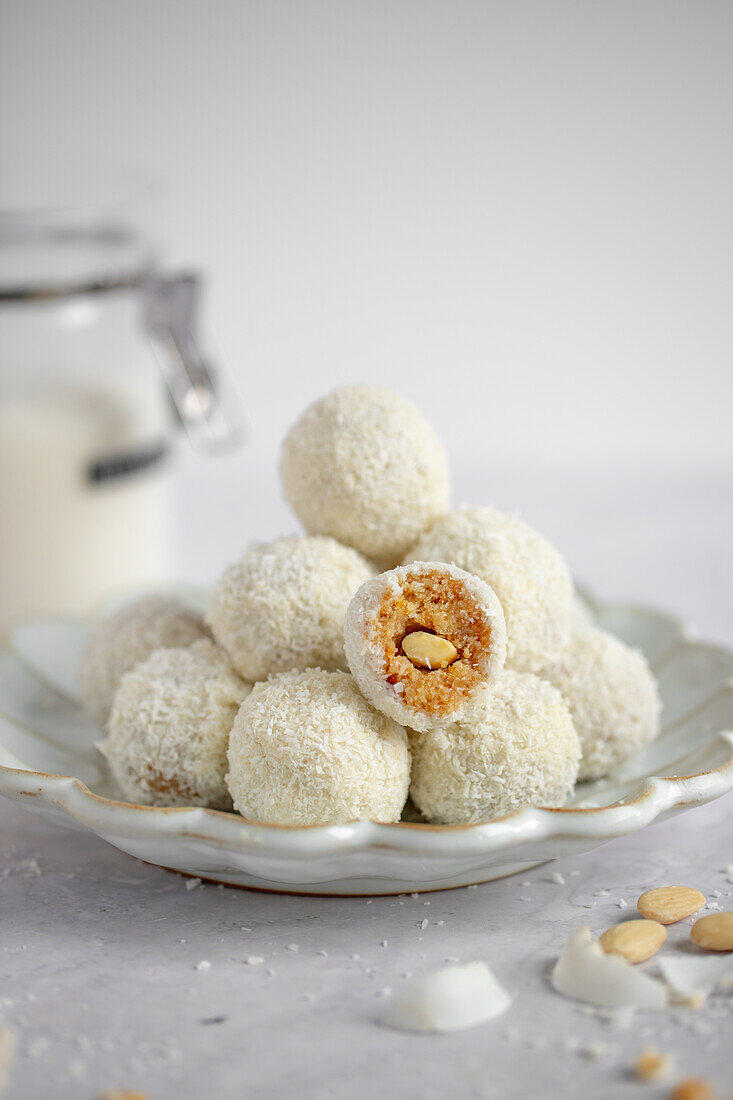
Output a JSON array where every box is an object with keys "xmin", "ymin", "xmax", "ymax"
[
  {"xmin": 344, "ymin": 561, "xmax": 507, "ymax": 733},
  {"xmin": 279, "ymin": 385, "xmax": 450, "ymax": 567},
  {"xmin": 100, "ymin": 639, "xmax": 250, "ymax": 809},
  {"xmin": 539, "ymin": 625, "xmax": 661, "ymax": 781},
  {"xmin": 405, "ymin": 507, "xmax": 574, "ymax": 672},
  {"xmin": 226, "ymin": 669, "xmax": 411, "ymax": 825},
  {"xmin": 79, "ymin": 596, "xmax": 210, "ymax": 727},
  {"xmin": 207, "ymin": 536, "xmax": 373, "ymax": 681},
  {"xmin": 409, "ymin": 670, "xmax": 580, "ymax": 824}
]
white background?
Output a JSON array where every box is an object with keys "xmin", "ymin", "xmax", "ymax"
[{"xmin": 2, "ymin": 0, "xmax": 732, "ymax": 470}]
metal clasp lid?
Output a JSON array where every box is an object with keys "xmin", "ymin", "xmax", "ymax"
[{"xmin": 146, "ymin": 273, "xmax": 247, "ymax": 454}]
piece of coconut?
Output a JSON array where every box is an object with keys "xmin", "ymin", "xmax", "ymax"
[
  {"xmin": 657, "ymin": 955, "xmax": 733, "ymax": 1005},
  {"xmin": 380, "ymin": 961, "xmax": 510, "ymax": 1033},
  {"xmin": 551, "ymin": 927, "xmax": 667, "ymax": 1010}
]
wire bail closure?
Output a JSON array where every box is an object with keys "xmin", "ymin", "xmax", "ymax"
[{"xmin": 146, "ymin": 272, "xmax": 247, "ymax": 454}]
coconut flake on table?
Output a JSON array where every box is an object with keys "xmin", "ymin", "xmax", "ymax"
[
  {"xmin": 551, "ymin": 927, "xmax": 667, "ymax": 1010},
  {"xmin": 380, "ymin": 961, "xmax": 510, "ymax": 1033},
  {"xmin": 657, "ymin": 955, "xmax": 733, "ymax": 1004}
]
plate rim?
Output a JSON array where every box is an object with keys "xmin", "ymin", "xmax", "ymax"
[{"xmin": 1, "ymin": 591, "xmax": 733, "ymax": 860}]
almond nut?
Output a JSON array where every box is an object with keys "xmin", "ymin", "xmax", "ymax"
[
  {"xmin": 671, "ymin": 1078, "xmax": 717, "ymax": 1100},
  {"xmin": 634, "ymin": 1048, "xmax": 671, "ymax": 1082},
  {"xmin": 689, "ymin": 912, "xmax": 733, "ymax": 952},
  {"xmin": 401, "ymin": 631, "xmax": 459, "ymax": 670},
  {"xmin": 599, "ymin": 919, "xmax": 667, "ymax": 964},
  {"xmin": 637, "ymin": 886, "xmax": 706, "ymax": 925},
  {"xmin": 98, "ymin": 1092, "xmax": 153, "ymax": 1100}
]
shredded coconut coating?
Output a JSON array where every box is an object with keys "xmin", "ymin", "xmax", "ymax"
[
  {"xmin": 207, "ymin": 536, "xmax": 374, "ymax": 681},
  {"xmin": 100, "ymin": 639, "xmax": 250, "ymax": 809},
  {"xmin": 404, "ymin": 507, "xmax": 574, "ymax": 672},
  {"xmin": 226, "ymin": 669, "xmax": 411, "ymax": 825},
  {"xmin": 409, "ymin": 670, "xmax": 580, "ymax": 824},
  {"xmin": 279, "ymin": 385, "xmax": 450, "ymax": 568},
  {"xmin": 79, "ymin": 596, "xmax": 210, "ymax": 727},
  {"xmin": 539, "ymin": 625, "xmax": 661, "ymax": 781},
  {"xmin": 344, "ymin": 562, "xmax": 507, "ymax": 732}
]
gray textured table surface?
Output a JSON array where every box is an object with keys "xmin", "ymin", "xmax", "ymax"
[
  {"xmin": 2, "ymin": 464, "xmax": 732, "ymax": 1099},
  {"xmin": 2, "ymin": 795, "xmax": 732, "ymax": 1099}
]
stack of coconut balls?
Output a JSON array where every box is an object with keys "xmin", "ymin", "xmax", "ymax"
[{"xmin": 81, "ymin": 386, "xmax": 661, "ymax": 826}]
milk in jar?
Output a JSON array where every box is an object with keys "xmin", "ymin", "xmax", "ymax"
[{"xmin": 0, "ymin": 164, "xmax": 242, "ymax": 631}]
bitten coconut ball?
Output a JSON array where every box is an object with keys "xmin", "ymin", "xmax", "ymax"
[
  {"xmin": 100, "ymin": 639, "xmax": 250, "ymax": 809},
  {"xmin": 279, "ymin": 385, "xmax": 449, "ymax": 567},
  {"xmin": 226, "ymin": 669, "xmax": 411, "ymax": 825},
  {"xmin": 344, "ymin": 562, "xmax": 507, "ymax": 733},
  {"xmin": 405, "ymin": 507, "xmax": 574, "ymax": 673},
  {"xmin": 409, "ymin": 670, "xmax": 580, "ymax": 824},
  {"xmin": 79, "ymin": 596, "xmax": 210, "ymax": 727},
  {"xmin": 207, "ymin": 536, "xmax": 373, "ymax": 681},
  {"xmin": 539, "ymin": 625, "xmax": 661, "ymax": 781}
]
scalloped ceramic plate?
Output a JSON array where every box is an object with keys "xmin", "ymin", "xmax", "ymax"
[{"xmin": 1, "ymin": 591, "xmax": 732, "ymax": 895}]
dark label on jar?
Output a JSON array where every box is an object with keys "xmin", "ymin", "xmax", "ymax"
[{"xmin": 87, "ymin": 441, "xmax": 168, "ymax": 484}]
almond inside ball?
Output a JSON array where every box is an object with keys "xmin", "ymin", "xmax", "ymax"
[{"xmin": 374, "ymin": 569, "xmax": 496, "ymax": 717}]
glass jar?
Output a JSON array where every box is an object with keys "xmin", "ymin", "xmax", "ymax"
[{"xmin": 0, "ymin": 163, "xmax": 244, "ymax": 631}]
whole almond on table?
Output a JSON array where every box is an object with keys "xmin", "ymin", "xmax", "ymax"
[
  {"xmin": 638, "ymin": 886, "xmax": 706, "ymax": 924},
  {"xmin": 635, "ymin": 1048, "xmax": 671, "ymax": 1082},
  {"xmin": 599, "ymin": 919, "xmax": 667, "ymax": 964},
  {"xmin": 97, "ymin": 1092, "xmax": 152, "ymax": 1100},
  {"xmin": 670, "ymin": 1079, "xmax": 717, "ymax": 1100},
  {"xmin": 689, "ymin": 912, "xmax": 733, "ymax": 951}
]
